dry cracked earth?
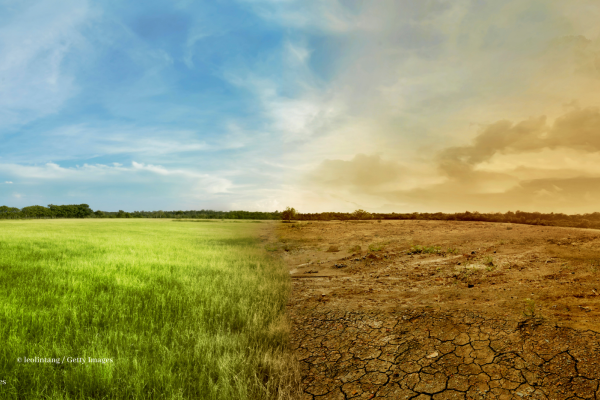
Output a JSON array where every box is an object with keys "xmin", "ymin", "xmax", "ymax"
[
  {"xmin": 272, "ymin": 220, "xmax": 600, "ymax": 399},
  {"xmin": 291, "ymin": 310, "xmax": 600, "ymax": 399}
]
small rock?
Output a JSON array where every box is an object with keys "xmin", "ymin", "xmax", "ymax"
[{"xmin": 426, "ymin": 351, "xmax": 439, "ymax": 358}]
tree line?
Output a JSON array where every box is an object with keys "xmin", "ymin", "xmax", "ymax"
[
  {"xmin": 0, "ymin": 204, "xmax": 94, "ymax": 219},
  {"xmin": 0, "ymin": 204, "xmax": 282, "ymax": 220},
  {"xmin": 292, "ymin": 209, "xmax": 600, "ymax": 229},
  {"xmin": 3, "ymin": 204, "xmax": 600, "ymax": 229}
]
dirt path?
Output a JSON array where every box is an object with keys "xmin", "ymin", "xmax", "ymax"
[{"xmin": 274, "ymin": 220, "xmax": 600, "ymax": 399}]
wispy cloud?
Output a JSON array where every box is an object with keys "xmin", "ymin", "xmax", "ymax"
[
  {"xmin": 222, "ymin": 38, "xmax": 344, "ymax": 145},
  {"xmin": 0, "ymin": 161, "xmax": 237, "ymax": 210},
  {"xmin": 2, "ymin": 1, "xmax": 600, "ymax": 213},
  {"xmin": 0, "ymin": 0, "xmax": 92, "ymax": 129},
  {"xmin": 0, "ymin": 161, "xmax": 230, "ymax": 192}
]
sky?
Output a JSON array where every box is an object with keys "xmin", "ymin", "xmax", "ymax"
[{"xmin": 1, "ymin": 0, "xmax": 600, "ymax": 213}]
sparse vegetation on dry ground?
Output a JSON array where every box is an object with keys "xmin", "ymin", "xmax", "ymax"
[
  {"xmin": 275, "ymin": 219, "xmax": 600, "ymax": 326},
  {"xmin": 273, "ymin": 219, "xmax": 600, "ymax": 398},
  {"xmin": 0, "ymin": 219, "xmax": 298, "ymax": 400}
]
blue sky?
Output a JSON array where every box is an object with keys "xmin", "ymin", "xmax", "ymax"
[
  {"xmin": 0, "ymin": 0, "xmax": 296, "ymax": 211},
  {"xmin": 2, "ymin": 1, "xmax": 600, "ymax": 213}
]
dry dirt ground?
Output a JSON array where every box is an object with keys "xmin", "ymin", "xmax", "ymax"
[{"xmin": 267, "ymin": 220, "xmax": 600, "ymax": 399}]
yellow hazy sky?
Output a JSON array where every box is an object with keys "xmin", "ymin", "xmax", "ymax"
[{"xmin": 288, "ymin": 0, "xmax": 600, "ymax": 213}]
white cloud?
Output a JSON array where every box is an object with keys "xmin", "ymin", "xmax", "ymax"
[
  {"xmin": 183, "ymin": 27, "xmax": 211, "ymax": 69},
  {"xmin": 223, "ymin": 40, "xmax": 344, "ymax": 144},
  {"xmin": 4, "ymin": 181, "xmax": 13, "ymax": 184},
  {"xmin": 0, "ymin": 0, "xmax": 92, "ymax": 128},
  {"xmin": 0, "ymin": 161, "xmax": 232, "ymax": 194},
  {"xmin": 2, "ymin": 123, "xmax": 249, "ymax": 165}
]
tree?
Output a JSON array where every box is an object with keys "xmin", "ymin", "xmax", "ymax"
[
  {"xmin": 281, "ymin": 207, "xmax": 297, "ymax": 222},
  {"xmin": 75, "ymin": 204, "xmax": 93, "ymax": 218},
  {"xmin": 0, "ymin": 206, "xmax": 20, "ymax": 219},
  {"xmin": 22, "ymin": 205, "xmax": 51, "ymax": 219},
  {"xmin": 352, "ymin": 209, "xmax": 372, "ymax": 220}
]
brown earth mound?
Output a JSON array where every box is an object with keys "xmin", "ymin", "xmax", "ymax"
[{"xmin": 269, "ymin": 220, "xmax": 600, "ymax": 399}]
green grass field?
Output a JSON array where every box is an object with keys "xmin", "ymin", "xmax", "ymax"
[{"xmin": 0, "ymin": 219, "xmax": 296, "ymax": 399}]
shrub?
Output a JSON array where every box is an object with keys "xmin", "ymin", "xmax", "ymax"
[{"xmin": 351, "ymin": 209, "xmax": 372, "ymax": 220}]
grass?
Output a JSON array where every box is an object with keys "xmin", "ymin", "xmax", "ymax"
[
  {"xmin": 483, "ymin": 256, "xmax": 496, "ymax": 271},
  {"xmin": 522, "ymin": 298, "xmax": 543, "ymax": 322},
  {"xmin": 368, "ymin": 243, "xmax": 385, "ymax": 252},
  {"xmin": 172, "ymin": 219, "xmax": 220, "ymax": 223},
  {"xmin": 0, "ymin": 219, "xmax": 296, "ymax": 400},
  {"xmin": 406, "ymin": 245, "xmax": 441, "ymax": 255}
]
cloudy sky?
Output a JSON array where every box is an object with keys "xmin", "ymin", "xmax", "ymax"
[{"xmin": 1, "ymin": 1, "xmax": 600, "ymax": 213}]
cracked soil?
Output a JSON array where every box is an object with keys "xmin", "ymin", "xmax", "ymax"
[{"xmin": 272, "ymin": 220, "xmax": 600, "ymax": 399}]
